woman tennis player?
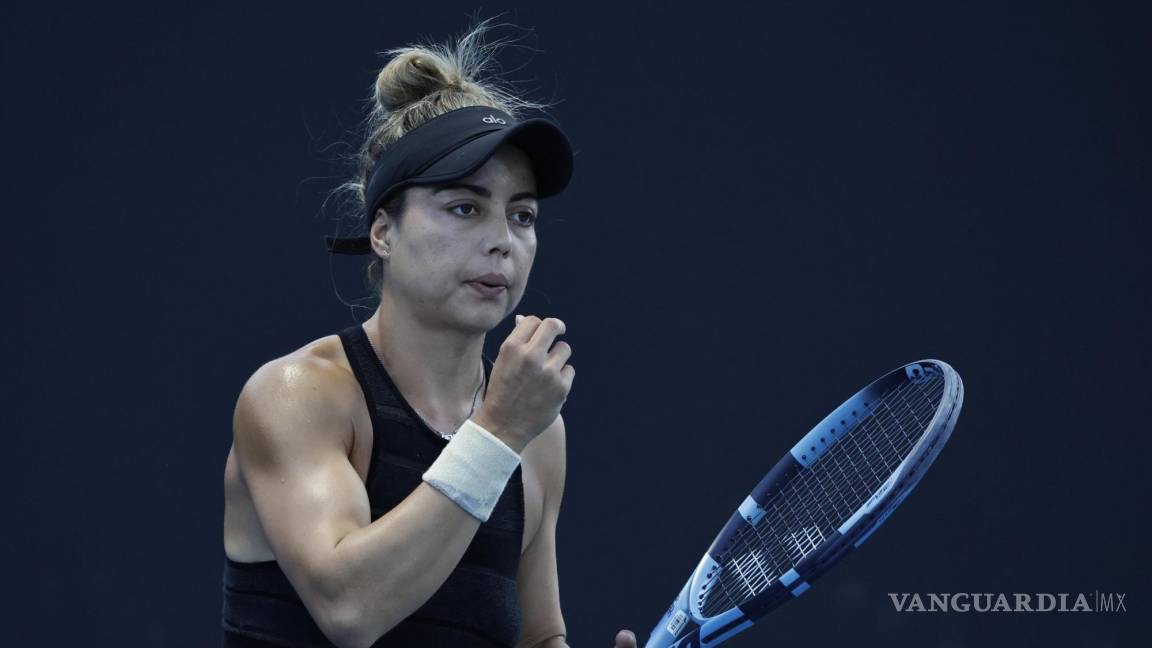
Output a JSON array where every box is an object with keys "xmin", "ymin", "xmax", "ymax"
[{"xmin": 221, "ymin": 22, "xmax": 638, "ymax": 648}]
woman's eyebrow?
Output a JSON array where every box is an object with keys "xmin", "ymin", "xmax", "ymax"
[
  {"xmin": 432, "ymin": 182, "xmax": 537, "ymax": 203},
  {"xmin": 434, "ymin": 182, "xmax": 490, "ymax": 197}
]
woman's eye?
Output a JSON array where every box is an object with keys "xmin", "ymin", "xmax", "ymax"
[
  {"xmin": 511, "ymin": 211, "xmax": 537, "ymax": 227},
  {"xmin": 449, "ymin": 203, "xmax": 478, "ymax": 217}
]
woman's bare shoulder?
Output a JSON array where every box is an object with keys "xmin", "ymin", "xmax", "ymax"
[
  {"xmin": 245, "ymin": 333, "xmax": 352, "ymax": 388},
  {"xmin": 233, "ymin": 334, "xmax": 360, "ymax": 450}
]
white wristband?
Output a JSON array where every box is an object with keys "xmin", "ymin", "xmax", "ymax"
[{"xmin": 422, "ymin": 418, "xmax": 521, "ymax": 522}]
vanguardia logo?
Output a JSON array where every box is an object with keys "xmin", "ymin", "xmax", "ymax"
[{"xmin": 887, "ymin": 592, "xmax": 1126, "ymax": 613}]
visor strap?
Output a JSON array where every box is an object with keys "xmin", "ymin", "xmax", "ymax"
[{"xmin": 324, "ymin": 235, "xmax": 374, "ymax": 255}]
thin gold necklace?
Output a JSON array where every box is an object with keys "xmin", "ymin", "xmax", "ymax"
[{"xmin": 362, "ymin": 326, "xmax": 486, "ymax": 440}]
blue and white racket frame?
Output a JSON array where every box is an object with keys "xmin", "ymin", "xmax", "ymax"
[{"xmin": 644, "ymin": 359, "xmax": 964, "ymax": 648}]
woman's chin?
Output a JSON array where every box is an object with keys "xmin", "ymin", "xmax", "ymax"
[{"xmin": 452, "ymin": 305, "xmax": 508, "ymax": 333}]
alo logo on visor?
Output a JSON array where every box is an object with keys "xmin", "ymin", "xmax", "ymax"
[{"xmin": 482, "ymin": 115, "xmax": 507, "ymax": 124}]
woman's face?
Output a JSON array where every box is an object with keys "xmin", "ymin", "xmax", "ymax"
[{"xmin": 371, "ymin": 144, "xmax": 539, "ymax": 333}]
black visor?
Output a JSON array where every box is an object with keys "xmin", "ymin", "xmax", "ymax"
[{"xmin": 325, "ymin": 106, "xmax": 573, "ymax": 255}]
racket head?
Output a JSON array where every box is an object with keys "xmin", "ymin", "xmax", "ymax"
[{"xmin": 645, "ymin": 359, "xmax": 964, "ymax": 648}]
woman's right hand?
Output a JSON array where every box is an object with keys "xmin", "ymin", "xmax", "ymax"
[
  {"xmin": 471, "ymin": 314, "xmax": 574, "ymax": 453},
  {"xmin": 614, "ymin": 629, "xmax": 638, "ymax": 647}
]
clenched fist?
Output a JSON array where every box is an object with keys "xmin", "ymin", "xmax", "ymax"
[{"xmin": 471, "ymin": 314, "xmax": 574, "ymax": 453}]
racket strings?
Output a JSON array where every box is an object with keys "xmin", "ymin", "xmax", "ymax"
[
  {"xmin": 756, "ymin": 378, "xmax": 937, "ymax": 580},
  {"xmin": 700, "ymin": 373, "xmax": 945, "ymax": 616}
]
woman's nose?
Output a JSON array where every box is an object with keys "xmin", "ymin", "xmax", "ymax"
[{"xmin": 485, "ymin": 212, "xmax": 513, "ymax": 255}]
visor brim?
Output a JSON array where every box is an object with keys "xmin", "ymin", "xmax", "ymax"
[{"xmin": 407, "ymin": 118, "xmax": 573, "ymax": 199}]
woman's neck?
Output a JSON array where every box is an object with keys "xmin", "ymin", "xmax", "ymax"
[{"xmin": 363, "ymin": 295, "xmax": 486, "ymax": 420}]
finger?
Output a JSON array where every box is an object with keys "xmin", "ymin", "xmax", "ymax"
[
  {"xmin": 544, "ymin": 340, "xmax": 572, "ymax": 369},
  {"xmin": 527, "ymin": 317, "xmax": 566, "ymax": 354},
  {"xmin": 614, "ymin": 629, "xmax": 637, "ymax": 647},
  {"xmin": 506, "ymin": 315, "xmax": 542, "ymax": 345}
]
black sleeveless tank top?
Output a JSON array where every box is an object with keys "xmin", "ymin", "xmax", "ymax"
[{"xmin": 222, "ymin": 324, "xmax": 525, "ymax": 647}]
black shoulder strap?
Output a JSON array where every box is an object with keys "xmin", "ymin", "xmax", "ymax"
[{"xmin": 337, "ymin": 324, "xmax": 388, "ymax": 406}]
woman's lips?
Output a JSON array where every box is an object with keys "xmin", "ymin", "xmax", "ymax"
[{"xmin": 465, "ymin": 281, "xmax": 507, "ymax": 297}]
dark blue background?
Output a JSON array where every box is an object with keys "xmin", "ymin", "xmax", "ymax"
[{"xmin": 5, "ymin": 1, "xmax": 1148, "ymax": 645}]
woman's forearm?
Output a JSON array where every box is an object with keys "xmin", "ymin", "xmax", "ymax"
[{"xmin": 326, "ymin": 482, "xmax": 484, "ymax": 645}]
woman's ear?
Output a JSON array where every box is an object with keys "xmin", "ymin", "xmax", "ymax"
[{"xmin": 370, "ymin": 208, "xmax": 391, "ymax": 259}]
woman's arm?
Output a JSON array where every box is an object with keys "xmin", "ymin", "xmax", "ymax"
[
  {"xmin": 516, "ymin": 416, "xmax": 567, "ymax": 647},
  {"xmin": 234, "ymin": 356, "xmax": 488, "ymax": 648}
]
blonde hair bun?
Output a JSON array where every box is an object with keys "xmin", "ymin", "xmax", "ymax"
[{"xmin": 373, "ymin": 49, "xmax": 472, "ymax": 112}]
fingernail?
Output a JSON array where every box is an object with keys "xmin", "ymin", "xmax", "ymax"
[{"xmin": 515, "ymin": 315, "xmax": 523, "ymax": 324}]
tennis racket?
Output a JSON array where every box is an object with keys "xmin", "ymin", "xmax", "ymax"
[{"xmin": 644, "ymin": 359, "xmax": 964, "ymax": 647}]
